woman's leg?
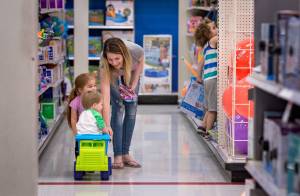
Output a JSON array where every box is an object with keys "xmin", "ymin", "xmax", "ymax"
[
  {"xmin": 110, "ymin": 84, "xmax": 125, "ymax": 167},
  {"xmin": 122, "ymin": 101, "xmax": 137, "ymax": 155},
  {"xmin": 122, "ymin": 81, "xmax": 141, "ymax": 167}
]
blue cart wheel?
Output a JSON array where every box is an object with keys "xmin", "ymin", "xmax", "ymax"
[
  {"xmin": 100, "ymin": 171, "xmax": 109, "ymax": 181},
  {"xmin": 108, "ymin": 157, "xmax": 112, "ymax": 176},
  {"xmin": 73, "ymin": 161, "xmax": 84, "ymax": 180}
]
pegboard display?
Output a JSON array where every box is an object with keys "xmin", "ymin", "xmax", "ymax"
[{"xmin": 218, "ymin": 0, "xmax": 254, "ymax": 159}]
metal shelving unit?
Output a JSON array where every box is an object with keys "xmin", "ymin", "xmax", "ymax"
[
  {"xmin": 244, "ymin": 1, "xmax": 300, "ymax": 195},
  {"xmin": 247, "ymin": 73, "xmax": 300, "ymax": 107},
  {"xmin": 37, "ymin": 4, "xmax": 66, "ymax": 157}
]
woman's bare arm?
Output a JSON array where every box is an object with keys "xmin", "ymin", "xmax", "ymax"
[{"xmin": 130, "ymin": 55, "xmax": 144, "ymax": 90}]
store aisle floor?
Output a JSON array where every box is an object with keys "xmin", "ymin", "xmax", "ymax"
[{"xmin": 38, "ymin": 105, "xmax": 244, "ymax": 195}]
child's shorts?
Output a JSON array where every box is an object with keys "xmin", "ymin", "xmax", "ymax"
[{"xmin": 204, "ymin": 78, "xmax": 217, "ymax": 112}]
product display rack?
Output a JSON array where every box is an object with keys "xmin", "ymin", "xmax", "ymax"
[
  {"xmin": 178, "ymin": 1, "xmax": 212, "ymax": 95},
  {"xmin": 244, "ymin": 1, "xmax": 300, "ymax": 195},
  {"xmin": 38, "ymin": 1, "xmax": 67, "ymax": 156},
  {"xmin": 245, "ymin": 74, "xmax": 300, "ymax": 195},
  {"xmin": 65, "ymin": 0, "xmax": 135, "ymax": 79},
  {"xmin": 180, "ymin": 0, "xmax": 254, "ymax": 181}
]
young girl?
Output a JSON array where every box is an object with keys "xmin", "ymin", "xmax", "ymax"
[
  {"xmin": 67, "ymin": 73, "xmax": 97, "ymax": 135},
  {"xmin": 194, "ymin": 20, "xmax": 218, "ymax": 137},
  {"xmin": 76, "ymin": 91, "xmax": 109, "ymax": 135}
]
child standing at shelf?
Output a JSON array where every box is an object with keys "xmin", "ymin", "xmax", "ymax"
[
  {"xmin": 67, "ymin": 73, "xmax": 97, "ymax": 135},
  {"xmin": 194, "ymin": 20, "xmax": 218, "ymax": 137},
  {"xmin": 76, "ymin": 91, "xmax": 109, "ymax": 135}
]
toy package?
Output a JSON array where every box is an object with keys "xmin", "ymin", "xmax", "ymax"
[
  {"xmin": 263, "ymin": 118, "xmax": 300, "ymax": 188},
  {"xmin": 180, "ymin": 78, "xmax": 205, "ymax": 120},
  {"xmin": 284, "ymin": 15, "xmax": 300, "ymax": 90},
  {"xmin": 105, "ymin": 0, "xmax": 134, "ymax": 26},
  {"xmin": 88, "ymin": 37, "xmax": 102, "ymax": 57},
  {"xmin": 65, "ymin": 9, "xmax": 74, "ymax": 25},
  {"xmin": 259, "ymin": 23, "xmax": 276, "ymax": 80},
  {"xmin": 102, "ymin": 30, "xmax": 134, "ymax": 42},
  {"xmin": 277, "ymin": 11, "xmax": 300, "ymax": 88},
  {"xmin": 67, "ymin": 35, "xmax": 74, "ymax": 58},
  {"xmin": 89, "ymin": 9, "xmax": 104, "ymax": 25},
  {"xmin": 40, "ymin": 0, "xmax": 64, "ymax": 12},
  {"xmin": 287, "ymin": 133, "xmax": 300, "ymax": 195}
]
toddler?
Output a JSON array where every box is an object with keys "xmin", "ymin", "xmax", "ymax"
[
  {"xmin": 76, "ymin": 91, "xmax": 109, "ymax": 134},
  {"xmin": 194, "ymin": 20, "xmax": 218, "ymax": 137}
]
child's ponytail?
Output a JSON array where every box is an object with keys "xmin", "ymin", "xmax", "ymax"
[{"xmin": 67, "ymin": 87, "xmax": 78, "ymax": 127}]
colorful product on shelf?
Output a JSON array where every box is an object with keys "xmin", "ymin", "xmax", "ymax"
[
  {"xmin": 67, "ymin": 35, "xmax": 74, "ymax": 58},
  {"xmin": 89, "ymin": 37, "xmax": 102, "ymax": 57},
  {"xmin": 283, "ymin": 14, "xmax": 300, "ymax": 90},
  {"xmin": 261, "ymin": 112, "xmax": 282, "ymax": 174},
  {"xmin": 142, "ymin": 35, "xmax": 172, "ymax": 94},
  {"xmin": 229, "ymin": 37, "xmax": 255, "ymax": 81},
  {"xmin": 180, "ymin": 78, "xmax": 205, "ymax": 120},
  {"xmin": 40, "ymin": 99, "xmax": 59, "ymax": 120},
  {"xmin": 287, "ymin": 133, "xmax": 300, "ymax": 195},
  {"xmin": 222, "ymin": 78, "xmax": 254, "ymax": 119},
  {"xmin": 277, "ymin": 11, "xmax": 300, "ymax": 89},
  {"xmin": 225, "ymin": 114, "xmax": 248, "ymax": 155},
  {"xmin": 105, "ymin": 0, "xmax": 134, "ymax": 26},
  {"xmin": 65, "ymin": 9, "xmax": 74, "ymax": 25},
  {"xmin": 40, "ymin": 15, "xmax": 68, "ymax": 39},
  {"xmin": 89, "ymin": 9, "xmax": 104, "ymax": 25},
  {"xmin": 263, "ymin": 119, "xmax": 300, "ymax": 189},
  {"xmin": 40, "ymin": 0, "xmax": 64, "ymax": 11},
  {"xmin": 259, "ymin": 23, "xmax": 276, "ymax": 81}
]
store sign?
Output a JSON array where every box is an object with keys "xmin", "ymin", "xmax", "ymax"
[{"xmin": 141, "ymin": 35, "xmax": 172, "ymax": 94}]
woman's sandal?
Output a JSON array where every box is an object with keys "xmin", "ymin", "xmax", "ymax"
[
  {"xmin": 112, "ymin": 162, "xmax": 124, "ymax": 169},
  {"xmin": 123, "ymin": 160, "xmax": 142, "ymax": 168}
]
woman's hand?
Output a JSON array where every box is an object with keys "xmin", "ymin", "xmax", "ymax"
[{"xmin": 103, "ymin": 126, "xmax": 113, "ymax": 136}]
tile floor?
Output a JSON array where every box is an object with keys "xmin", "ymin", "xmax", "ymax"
[{"xmin": 38, "ymin": 105, "xmax": 244, "ymax": 196}]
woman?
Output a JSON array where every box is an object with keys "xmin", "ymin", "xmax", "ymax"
[{"xmin": 100, "ymin": 37, "xmax": 144, "ymax": 169}]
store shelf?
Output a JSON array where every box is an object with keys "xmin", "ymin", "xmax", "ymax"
[
  {"xmin": 40, "ymin": 9, "xmax": 61, "ymax": 14},
  {"xmin": 39, "ymin": 57, "xmax": 65, "ymax": 66},
  {"xmin": 68, "ymin": 25, "xmax": 134, "ymax": 30},
  {"xmin": 38, "ymin": 105, "xmax": 66, "ymax": 157},
  {"xmin": 67, "ymin": 56, "xmax": 101, "ymax": 61},
  {"xmin": 247, "ymin": 73, "xmax": 300, "ymax": 107},
  {"xmin": 187, "ymin": 6, "xmax": 211, "ymax": 11},
  {"xmin": 245, "ymin": 161, "xmax": 286, "ymax": 196}
]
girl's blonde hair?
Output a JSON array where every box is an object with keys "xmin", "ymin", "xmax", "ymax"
[
  {"xmin": 194, "ymin": 20, "xmax": 212, "ymax": 47},
  {"xmin": 101, "ymin": 37, "xmax": 132, "ymax": 86},
  {"xmin": 67, "ymin": 73, "xmax": 95, "ymax": 127},
  {"xmin": 81, "ymin": 91, "xmax": 102, "ymax": 110}
]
